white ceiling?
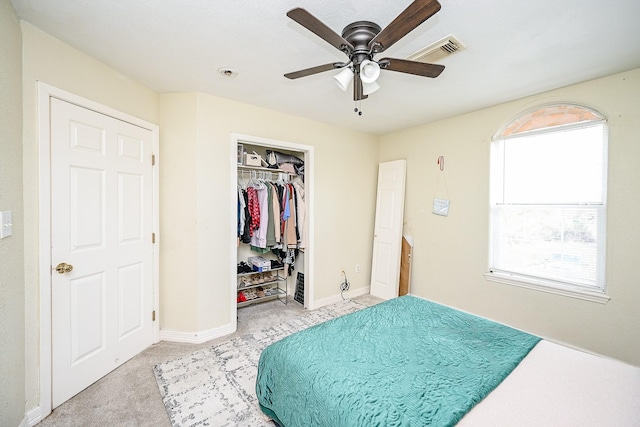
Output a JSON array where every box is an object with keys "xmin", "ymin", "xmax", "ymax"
[{"xmin": 10, "ymin": 0, "xmax": 640, "ymax": 135}]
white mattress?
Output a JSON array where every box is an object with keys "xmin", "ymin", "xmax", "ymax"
[{"xmin": 458, "ymin": 340, "xmax": 640, "ymax": 426}]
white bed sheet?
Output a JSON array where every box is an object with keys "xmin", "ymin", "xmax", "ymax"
[{"xmin": 458, "ymin": 340, "xmax": 640, "ymax": 426}]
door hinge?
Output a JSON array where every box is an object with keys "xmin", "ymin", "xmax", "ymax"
[
  {"xmin": 152, "ymin": 310, "xmax": 156, "ymax": 321},
  {"xmin": 152, "ymin": 232, "xmax": 156, "ymax": 243},
  {"xmin": 152, "ymin": 154, "xmax": 156, "ymax": 166}
]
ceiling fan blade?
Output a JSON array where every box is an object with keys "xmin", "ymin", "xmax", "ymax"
[
  {"xmin": 369, "ymin": 0, "xmax": 441, "ymax": 53},
  {"xmin": 380, "ymin": 58, "xmax": 445, "ymax": 78},
  {"xmin": 287, "ymin": 8, "xmax": 354, "ymax": 53},
  {"xmin": 353, "ymin": 73, "xmax": 368, "ymax": 101},
  {"xmin": 285, "ymin": 63, "xmax": 340, "ymax": 79}
]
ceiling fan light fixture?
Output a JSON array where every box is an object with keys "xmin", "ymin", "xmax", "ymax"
[
  {"xmin": 363, "ymin": 80, "xmax": 380, "ymax": 96},
  {"xmin": 334, "ymin": 67, "xmax": 354, "ymax": 91},
  {"xmin": 359, "ymin": 60, "xmax": 381, "ymax": 84}
]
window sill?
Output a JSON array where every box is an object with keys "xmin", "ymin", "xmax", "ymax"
[{"xmin": 484, "ymin": 271, "xmax": 610, "ymax": 304}]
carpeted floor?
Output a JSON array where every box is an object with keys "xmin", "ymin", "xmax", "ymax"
[{"xmin": 37, "ymin": 294, "xmax": 382, "ymax": 426}]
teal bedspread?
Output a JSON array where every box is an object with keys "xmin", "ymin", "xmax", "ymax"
[{"xmin": 256, "ymin": 296, "xmax": 540, "ymax": 427}]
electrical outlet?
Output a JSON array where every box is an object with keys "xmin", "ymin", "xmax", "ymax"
[{"xmin": 355, "ymin": 264, "xmax": 361, "ymax": 273}]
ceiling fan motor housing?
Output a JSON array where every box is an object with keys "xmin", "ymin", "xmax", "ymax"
[{"xmin": 341, "ymin": 21, "xmax": 382, "ymax": 65}]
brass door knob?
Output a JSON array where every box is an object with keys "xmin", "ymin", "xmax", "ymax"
[{"xmin": 55, "ymin": 263, "xmax": 74, "ymax": 274}]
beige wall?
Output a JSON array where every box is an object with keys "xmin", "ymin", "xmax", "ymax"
[
  {"xmin": 158, "ymin": 93, "xmax": 201, "ymax": 331},
  {"xmin": 379, "ymin": 68, "xmax": 640, "ymax": 366},
  {"xmin": 159, "ymin": 92, "xmax": 379, "ymax": 331},
  {"xmin": 21, "ymin": 22, "xmax": 160, "ymax": 412},
  {"xmin": 0, "ymin": 1, "xmax": 25, "ymax": 424}
]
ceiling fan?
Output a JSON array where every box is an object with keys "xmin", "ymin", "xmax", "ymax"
[{"xmin": 284, "ymin": 0, "xmax": 445, "ymax": 105}]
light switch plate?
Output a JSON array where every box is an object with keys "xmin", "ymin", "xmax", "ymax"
[
  {"xmin": 432, "ymin": 198, "xmax": 450, "ymax": 217},
  {"xmin": 1, "ymin": 210, "xmax": 12, "ymax": 238}
]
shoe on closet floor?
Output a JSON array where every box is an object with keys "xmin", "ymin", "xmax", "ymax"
[
  {"xmin": 237, "ymin": 262, "xmax": 252, "ymax": 274},
  {"xmin": 238, "ymin": 277, "xmax": 251, "ymax": 289},
  {"xmin": 237, "ymin": 291, "xmax": 247, "ymax": 303}
]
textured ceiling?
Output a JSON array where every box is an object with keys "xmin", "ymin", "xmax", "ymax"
[{"xmin": 10, "ymin": 0, "xmax": 640, "ymax": 134}]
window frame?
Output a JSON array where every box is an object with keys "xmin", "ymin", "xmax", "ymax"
[{"xmin": 485, "ymin": 104, "xmax": 610, "ymax": 303}]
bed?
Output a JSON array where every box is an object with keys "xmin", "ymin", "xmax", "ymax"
[{"xmin": 256, "ymin": 295, "xmax": 640, "ymax": 426}]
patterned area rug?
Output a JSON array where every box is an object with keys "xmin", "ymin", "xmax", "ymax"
[{"xmin": 153, "ymin": 299, "xmax": 367, "ymax": 427}]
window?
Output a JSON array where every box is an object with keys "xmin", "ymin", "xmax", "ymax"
[{"xmin": 487, "ymin": 104, "xmax": 608, "ymax": 302}]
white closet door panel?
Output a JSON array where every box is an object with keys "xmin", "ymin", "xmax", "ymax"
[
  {"xmin": 370, "ymin": 160, "xmax": 406, "ymax": 300},
  {"xmin": 51, "ymin": 97, "xmax": 154, "ymax": 408}
]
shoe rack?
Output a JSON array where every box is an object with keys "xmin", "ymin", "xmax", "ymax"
[{"xmin": 237, "ymin": 266, "xmax": 288, "ymax": 308}]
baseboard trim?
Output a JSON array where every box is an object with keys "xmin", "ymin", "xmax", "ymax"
[
  {"xmin": 159, "ymin": 288, "xmax": 371, "ymax": 342},
  {"xmin": 25, "ymin": 405, "xmax": 43, "ymax": 427},
  {"xmin": 313, "ymin": 287, "xmax": 370, "ymax": 309},
  {"xmin": 159, "ymin": 323, "xmax": 236, "ymax": 344}
]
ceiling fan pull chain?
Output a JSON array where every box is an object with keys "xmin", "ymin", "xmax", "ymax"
[{"xmin": 354, "ymin": 101, "xmax": 363, "ymax": 116}]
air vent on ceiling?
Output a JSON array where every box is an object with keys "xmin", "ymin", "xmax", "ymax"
[{"xmin": 407, "ymin": 35, "xmax": 466, "ymax": 63}]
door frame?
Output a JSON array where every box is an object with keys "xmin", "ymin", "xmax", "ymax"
[
  {"xmin": 37, "ymin": 82, "xmax": 160, "ymax": 418},
  {"xmin": 230, "ymin": 133, "xmax": 315, "ymax": 330}
]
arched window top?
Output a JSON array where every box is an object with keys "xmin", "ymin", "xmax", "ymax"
[{"xmin": 496, "ymin": 103, "xmax": 605, "ymax": 138}]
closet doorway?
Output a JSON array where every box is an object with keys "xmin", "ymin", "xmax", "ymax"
[{"xmin": 230, "ymin": 134, "xmax": 315, "ymax": 328}]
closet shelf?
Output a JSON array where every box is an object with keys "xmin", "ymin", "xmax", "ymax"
[
  {"xmin": 238, "ymin": 267, "xmax": 285, "ymax": 277},
  {"xmin": 238, "ymin": 277, "xmax": 285, "ymax": 292},
  {"xmin": 238, "ymin": 165, "xmax": 288, "ymax": 173},
  {"xmin": 237, "ymin": 288, "xmax": 286, "ymax": 308}
]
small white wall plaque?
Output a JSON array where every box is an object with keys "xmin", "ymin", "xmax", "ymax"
[{"xmin": 432, "ymin": 198, "xmax": 450, "ymax": 216}]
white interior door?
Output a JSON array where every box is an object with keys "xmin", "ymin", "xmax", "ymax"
[
  {"xmin": 370, "ymin": 160, "xmax": 407, "ymax": 300},
  {"xmin": 50, "ymin": 98, "xmax": 155, "ymax": 407}
]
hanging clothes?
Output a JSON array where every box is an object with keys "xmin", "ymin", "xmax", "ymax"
[
  {"xmin": 285, "ymin": 184, "xmax": 297, "ymax": 249},
  {"xmin": 271, "ymin": 183, "xmax": 281, "ymax": 245},
  {"xmin": 292, "ymin": 181, "xmax": 306, "ymax": 249},
  {"xmin": 237, "ymin": 171, "xmax": 306, "ymax": 258},
  {"xmin": 246, "ymin": 186, "xmax": 260, "ymax": 237},
  {"xmin": 250, "ymin": 181, "xmax": 269, "ymax": 249},
  {"xmin": 283, "ymin": 248, "xmax": 297, "ymax": 278},
  {"xmin": 251, "ymin": 182, "xmax": 280, "ymax": 253},
  {"xmin": 265, "ymin": 182, "xmax": 277, "ymax": 248},
  {"xmin": 241, "ymin": 190, "xmax": 251, "ymax": 244},
  {"xmin": 237, "ymin": 187, "xmax": 246, "ymax": 238},
  {"xmin": 280, "ymin": 183, "xmax": 289, "ymax": 243}
]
